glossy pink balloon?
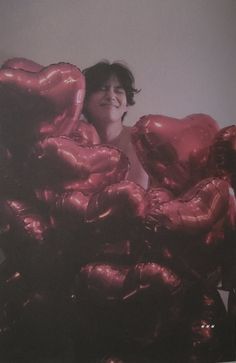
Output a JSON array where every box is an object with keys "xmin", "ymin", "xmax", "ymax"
[
  {"xmin": 0, "ymin": 62, "xmax": 85, "ymax": 139},
  {"xmin": 0, "ymin": 56, "xmax": 233, "ymax": 362},
  {"xmin": 1, "ymin": 57, "xmax": 44, "ymax": 72},
  {"xmin": 132, "ymin": 114, "xmax": 219, "ymax": 194},
  {"xmin": 31, "ymin": 137, "xmax": 129, "ymax": 193},
  {"xmin": 53, "ymin": 191, "xmax": 90, "ymax": 221},
  {"xmin": 188, "ymin": 289, "xmax": 231, "ymax": 362},
  {"xmin": 209, "ymin": 124, "xmax": 236, "ymax": 194},
  {"xmin": 146, "ymin": 177, "xmax": 230, "ymax": 234},
  {"xmin": 86, "ymin": 180, "xmax": 148, "ymax": 223},
  {"xmin": 79, "ymin": 261, "xmax": 182, "ymax": 301},
  {"xmin": 69, "ymin": 119, "xmax": 101, "ymax": 146},
  {"xmin": 0, "ymin": 199, "xmax": 49, "ymax": 243}
]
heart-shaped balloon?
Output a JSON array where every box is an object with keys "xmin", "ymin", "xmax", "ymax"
[
  {"xmin": 28, "ymin": 137, "xmax": 129, "ymax": 193},
  {"xmin": 209, "ymin": 125, "xmax": 236, "ymax": 194},
  {"xmin": 51, "ymin": 191, "xmax": 90, "ymax": 230},
  {"xmin": 0, "ymin": 61, "xmax": 85, "ymax": 149},
  {"xmin": 1, "ymin": 57, "xmax": 44, "ymax": 72},
  {"xmin": 70, "ymin": 119, "xmax": 101, "ymax": 146},
  {"xmin": 132, "ymin": 114, "xmax": 219, "ymax": 194},
  {"xmin": 0, "ymin": 199, "xmax": 50, "ymax": 244},
  {"xmin": 86, "ymin": 180, "xmax": 148, "ymax": 223}
]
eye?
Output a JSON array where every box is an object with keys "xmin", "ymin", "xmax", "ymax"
[
  {"xmin": 99, "ymin": 85, "xmax": 108, "ymax": 91},
  {"xmin": 115, "ymin": 87, "xmax": 125, "ymax": 94}
]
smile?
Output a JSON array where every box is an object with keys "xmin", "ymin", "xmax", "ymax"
[{"xmin": 100, "ymin": 103, "xmax": 119, "ymax": 108}]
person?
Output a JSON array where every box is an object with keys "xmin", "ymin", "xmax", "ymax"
[{"xmin": 82, "ymin": 61, "xmax": 149, "ymax": 189}]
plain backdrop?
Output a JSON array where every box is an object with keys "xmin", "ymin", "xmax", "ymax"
[{"xmin": 0, "ymin": 0, "xmax": 235, "ymax": 127}]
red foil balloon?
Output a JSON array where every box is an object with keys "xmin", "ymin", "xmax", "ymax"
[
  {"xmin": 33, "ymin": 188, "xmax": 90, "ymax": 230},
  {"xmin": 187, "ymin": 288, "xmax": 234, "ymax": 362},
  {"xmin": 33, "ymin": 187, "xmax": 58, "ymax": 205},
  {"xmin": 0, "ymin": 55, "xmax": 234, "ymax": 362},
  {"xmin": 0, "ymin": 61, "xmax": 85, "ymax": 141},
  {"xmin": 31, "ymin": 137, "xmax": 129, "ymax": 193},
  {"xmin": 0, "ymin": 144, "xmax": 18, "ymax": 197},
  {"xmin": 132, "ymin": 114, "xmax": 219, "ymax": 194},
  {"xmin": 51, "ymin": 191, "xmax": 90, "ymax": 230},
  {"xmin": 145, "ymin": 177, "xmax": 230, "ymax": 234},
  {"xmin": 209, "ymin": 124, "xmax": 236, "ymax": 195},
  {"xmin": 86, "ymin": 181, "xmax": 148, "ymax": 223},
  {"xmin": 69, "ymin": 119, "xmax": 101, "ymax": 146},
  {"xmin": 79, "ymin": 261, "xmax": 182, "ymax": 301},
  {"xmin": 54, "ymin": 191, "xmax": 89, "ymax": 217},
  {"xmin": 72, "ymin": 113, "xmax": 235, "ymax": 363},
  {"xmin": 147, "ymin": 186, "xmax": 174, "ymax": 205},
  {"xmin": 0, "ymin": 283, "xmax": 67, "ymax": 361},
  {"xmin": 1, "ymin": 57, "xmax": 44, "ymax": 72},
  {"xmin": 0, "ymin": 199, "xmax": 49, "ymax": 243}
]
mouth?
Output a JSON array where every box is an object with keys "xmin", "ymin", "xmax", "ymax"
[{"xmin": 100, "ymin": 103, "xmax": 118, "ymax": 108}]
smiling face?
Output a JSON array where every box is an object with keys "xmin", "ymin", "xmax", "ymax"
[{"xmin": 84, "ymin": 75, "xmax": 128, "ymax": 127}]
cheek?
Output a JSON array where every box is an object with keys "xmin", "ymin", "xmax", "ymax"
[
  {"xmin": 121, "ymin": 98, "xmax": 128, "ymax": 112},
  {"xmin": 123, "ymin": 103, "xmax": 128, "ymax": 112}
]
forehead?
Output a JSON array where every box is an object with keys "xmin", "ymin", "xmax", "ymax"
[{"xmin": 101, "ymin": 74, "xmax": 123, "ymax": 87}]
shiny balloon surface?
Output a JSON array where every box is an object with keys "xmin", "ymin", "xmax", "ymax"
[{"xmin": 0, "ymin": 58, "xmax": 235, "ymax": 362}]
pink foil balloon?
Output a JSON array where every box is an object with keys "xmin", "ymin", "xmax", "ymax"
[
  {"xmin": 31, "ymin": 137, "xmax": 129, "ymax": 193},
  {"xmin": 0, "ymin": 61, "xmax": 85, "ymax": 140},
  {"xmin": 0, "ymin": 57, "xmax": 233, "ymax": 362},
  {"xmin": 70, "ymin": 119, "xmax": 101, "ymax": 146},
  {"xmin": 79, "ymin": 261, "xmax": 182, "ymax": 301},
  {"xmin": 1, "ymin": 57, "xmax": 44, "ymax": 72},
  {"xmin": 145, "ymin": 177, "xmax": 230, "ymax": 234},
  {"xmin": 53, "ymin": 191, "xmax": 90, "ymax": 223},
  {"xmin": 0, "ymin": 199, "xmax": 49, "ymax": 243},
  {"xmin": 86, "ymin": 180, "xmax": 148, "ymax": 223},
  {"xmin": 209, "ymin": 124, "xmax": 236, "ymax": 194},
  {"xmin": 132, "ymin": 114, "xmax": 219, "ymax": 194}
]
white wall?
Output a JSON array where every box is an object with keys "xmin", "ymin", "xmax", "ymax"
[{"xmin": 0, "ymin": 0, "xmax": 235, "ymax": 127}]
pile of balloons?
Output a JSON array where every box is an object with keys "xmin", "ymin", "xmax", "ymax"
[{"xmin": 0, "ymin": 58, "xmax": 235, "ymax": 363}]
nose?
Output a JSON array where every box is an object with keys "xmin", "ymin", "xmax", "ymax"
[{"xmin": 104, "ymin": 87, "xmax": 116, "ymax": 100}]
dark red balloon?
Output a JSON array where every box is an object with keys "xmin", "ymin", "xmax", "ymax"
[
  {"xmin": 209, "ymin": 124, "xmax": 236, "ymax": 195},
  {"xmin": 50, "ymin": 191, "xmax": 90, "ymax": 231},
  {"xmin": 0, "ymin": 199, "xmax": 49, "ymax": 243},
  {"xmin": 132, "ymin": 114, "xmax": 219, "ymax": 193},
  {"xmin": 0, "ymin": 62, "xmax": 85, "ymax": 143},
  {"xmin": 86, "ymin": 181, "xmax": 148, "ymax": 223},
  {"xmin": 145, "ymin": 177, "xmax": 230, "ymax": 234},
  {"xmin": 0, "ymin": 56, "xmax": 234, "ymax": 362},
  {"xmin": 31, "ymin": 137, "xmax": 129, "ymax": 192},
  {"xmin": 77, "ymin": 260, "xmax": 183, "ymax": 302},
  {"xmin": 1, "ymin": 57, "xmax": 44, "ymax": 72},
  {"xmin": 69, "ymin": 119, "xmax": 101, "ymax": 146}
]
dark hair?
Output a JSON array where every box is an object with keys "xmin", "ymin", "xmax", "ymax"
[{"xmin": 82, "ymin": 61, "xmax": 140, "ymax": 121}]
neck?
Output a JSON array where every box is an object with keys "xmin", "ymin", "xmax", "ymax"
[{"xmin": 95, "ymin": 120, "xmax": 123, "ymax": 143}]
